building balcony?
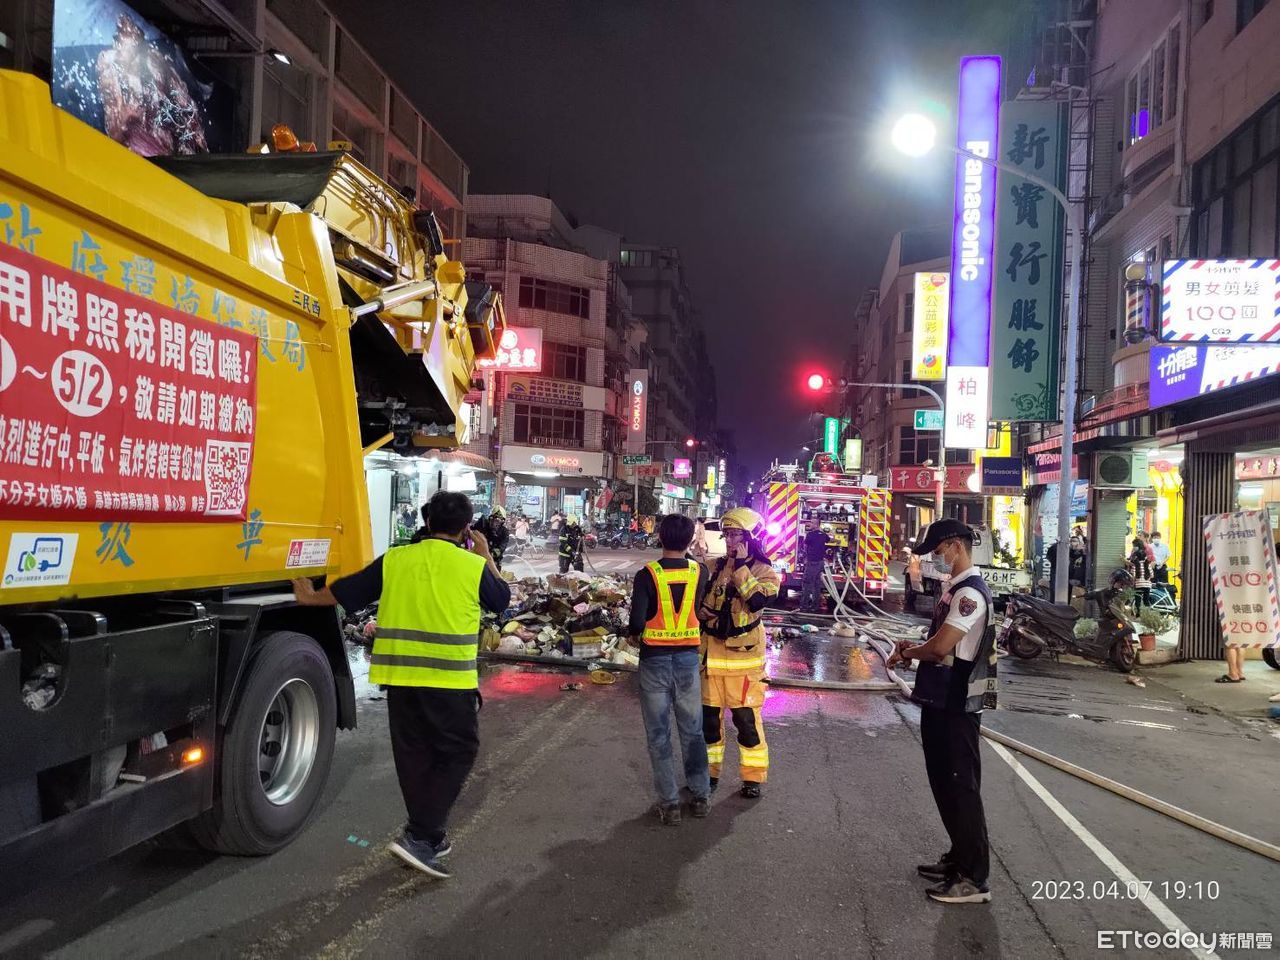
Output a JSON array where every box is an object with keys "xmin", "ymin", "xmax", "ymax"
[{"xmin": 1111, "ymin": 339, "xmax": 1154, "ymax": 389}]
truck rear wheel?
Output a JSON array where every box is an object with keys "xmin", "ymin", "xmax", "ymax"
[{"xmin": 190, "ymin": 631, "xmax": 337, "ymax": 855}]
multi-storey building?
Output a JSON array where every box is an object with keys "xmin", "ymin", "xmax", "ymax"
[
  {"xmin": 462, "ymin": 195, "xmax": 630, "ymax": 521},
  {"xmin": 619, "ymin": 245, "xmax": 724, "ymax": 515},
  {"xmin": 843, "ymin": 227, "xmax": 979, "ymax": 548},
  {"xmin": 1016, "ymin": 0, "xmax": 1280, "ymax": 659}
]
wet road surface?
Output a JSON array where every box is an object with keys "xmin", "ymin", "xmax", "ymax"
[{"xmin": 2, "ymin": 628, "xmax": 1276, "ymax": 959}]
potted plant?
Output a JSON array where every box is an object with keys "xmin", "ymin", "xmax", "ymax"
[
  {"xmin": 1136, "ymin": 608, "xmax": 1172, "ymax": 651},
  {"xmin": 1073, "ymin": 617, "xmax": 1099, "ymax": 641}
]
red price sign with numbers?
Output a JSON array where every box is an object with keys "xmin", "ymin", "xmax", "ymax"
[{"xmin": 0, "ymin": 243, "xmax": 258, "ymax": 521}]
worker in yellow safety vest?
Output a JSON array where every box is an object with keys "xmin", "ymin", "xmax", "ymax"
[
  {"xmin": 698, "ymin": 507, "xmax": 780, "ymax": 798},
  {"xmin": 292, "ymin": 491, "xmax": 510, "ymax": 880}
]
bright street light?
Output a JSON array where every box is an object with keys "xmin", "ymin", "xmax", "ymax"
[
  {"xmin": 890, "ymin": 106, "xmax": 1084, "ymax": 605},
  {"xmin": 890, "ymin": 113, "xmax": 937, "ymax": 157}
]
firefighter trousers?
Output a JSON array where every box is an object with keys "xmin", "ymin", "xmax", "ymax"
[{"xmin": 702, "ymin": 673, "xmax": 769, "ymax": 783}]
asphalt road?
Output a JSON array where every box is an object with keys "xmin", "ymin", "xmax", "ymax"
[
  {"xmin": 3, "ymin": 634, "xmax": 1276, "ymax": 960},
  {"xmin": 502, "ymin": 545, "xmax": 661, "ymax": 579}
]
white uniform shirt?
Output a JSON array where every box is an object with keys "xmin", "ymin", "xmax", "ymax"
[
  {"xmin": 1150, "ymin": 541, "xmax": 1170, "ymax": 565},
  {"xmin": 941, "ymin": 565, "xmax": 990, "ymax": 661}
]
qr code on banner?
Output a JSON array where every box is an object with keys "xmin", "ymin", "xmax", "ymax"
[{"xmin": 204, "ymin": 440, "xmax": 252, "ymax": 517}]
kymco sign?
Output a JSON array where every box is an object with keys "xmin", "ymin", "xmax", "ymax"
[
  {"xmin": 625, "ymin": 368, "xmax": 648, "ymax": 453},
  {"xmin": 945, "ymin": 54, "xmax": 1002, "ymax": 450}
]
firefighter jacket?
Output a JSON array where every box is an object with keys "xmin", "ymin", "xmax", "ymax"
[
  {"xmin": 699, "ymin": 556, "xmax": 780, "ymax": 675},
  {"xmin": 558, "ymin": 527, "xmax": 583, "ymax": 559},
  {"xmin": 369, "ymin": 539, "xmax": 484, "ymax": 690},
  {"xmin": 911, "ymin": 571, "xmax": 998, "ymax": 713}
]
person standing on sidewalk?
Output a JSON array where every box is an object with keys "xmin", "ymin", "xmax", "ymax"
[
  {"xmin": 799, "ymin": 519, "xmax": 828, "ymax": 612},
  {"xmin": 1150, "ymin": 531, "xmax": 1171, "ymax": 584},
  {"xmin": 888, "ymin": 519, "xmax": 997, "ymax": 904},
  {"xmin": 292, "ymin": 491, "xmax": 510, "ymax": 879},
  {"xmin": 628, "ymin": 514, "xmax": 711, "ymax": 825},
  {"xmin": 699, "ymin": 507, "xmax": 780, "ymax": 798}
]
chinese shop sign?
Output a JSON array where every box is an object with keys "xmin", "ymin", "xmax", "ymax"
[
  {"xmin": 945, "ymin": 55, "xmax": 1001, "ymax": 450},
  {"xmin": 1148, "ymin": 343, "xmax": 1280, "ymax": 408},
  {"xmin": 476, "ymin": 326, "xmax": 543, "ymax": 371},
  {"xmin": 1202, "ymin": 510, "xmax": 1280, "ymax": 650},
  {"xmin": 0, "ymin": 243, "xmax": 257, "ymax": 521},
  {"xmin": 1160, "ymin": 260, "xmax": 1280, "ymax": 343},
  {"xmin": 911, "ymin": 272, "xmax": 949, "ymax": 380},
  {"xmin": 991, "ymin": 99, "xmax": 1066, "ymax": 421}
]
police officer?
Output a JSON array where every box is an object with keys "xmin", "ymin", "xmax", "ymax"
[
  {"xmin": 887, "ymin": 518, "xmax": 997, "ymax": 904},
  {"xmin": 292, "ymin": 491, "xmax": 511, "ymax": 880}
]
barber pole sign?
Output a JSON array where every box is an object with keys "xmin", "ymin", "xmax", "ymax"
[{"xmin": 1202, "ymin": 510, "xmax": 1280, "ymax": 650}]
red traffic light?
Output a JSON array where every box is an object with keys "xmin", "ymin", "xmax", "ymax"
[
  {"xmin": 685, "ymin": 437, "xmax": 696, "ymax": 448},
  {"xmin": 806, "ymin": 373, "xmax": 827, "ymax": 392}
]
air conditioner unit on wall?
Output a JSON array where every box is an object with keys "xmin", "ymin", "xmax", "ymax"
[{"xmin": 1093, "ymin": 450, "xmax": 1150, "ymax": 489}]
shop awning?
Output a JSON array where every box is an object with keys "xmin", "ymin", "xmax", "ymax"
[
  {"xmin": 1027, "ymin": 383, "xmax": 1164, "ymax": 455},
  {"xmin": 506, "ymin": 473, "xmax": 596, "ymax": 490},
  {"xmin": 419, "ymin": 450, "xmax": 496, "ymax": 472}
]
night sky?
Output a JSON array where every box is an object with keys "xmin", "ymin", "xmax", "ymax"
[{"xmin": 328, "ymin": 0, "xmax": 1022, "ymax": 476}]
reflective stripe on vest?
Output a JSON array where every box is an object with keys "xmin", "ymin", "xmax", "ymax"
[
  {"xmin": 371, "ymin": 539, "xmax": 485, "ymax": 689},
  {"xmin": 643, "ymin": 560, "xmax": 701, "ymax": 645}
]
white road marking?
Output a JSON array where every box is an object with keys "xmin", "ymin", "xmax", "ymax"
[{"xmin": 987, "ymin": 740, "xmax": 1221, "ymax": 960}]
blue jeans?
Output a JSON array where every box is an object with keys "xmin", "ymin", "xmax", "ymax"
[{"xmin": 638, "ymin": 649, "xmax": 710, "ymax": 805}]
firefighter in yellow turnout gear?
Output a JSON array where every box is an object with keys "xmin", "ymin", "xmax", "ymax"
[{"xmin": 699, "ymin": 507, "xmax": 780, "ymax": 798}]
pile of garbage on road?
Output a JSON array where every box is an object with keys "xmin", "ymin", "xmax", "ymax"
[
  {"xmin": 480, "ymin": 570, "xmax": 640, "ymax": 666},
  {"xmin": 341, "ymin": 570, "xmax": 642, "ymax": 668}
]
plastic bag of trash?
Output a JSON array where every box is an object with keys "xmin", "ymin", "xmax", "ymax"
[{"xmin": 497, "ymin": 636, "xmax": 526, "ymax": 654}]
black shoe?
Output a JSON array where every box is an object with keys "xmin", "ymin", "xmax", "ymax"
[
  {"xmin": 709, "ymin": 777, "xmax": 719, "ymax": 794},
  {"xmin": 689, "ymin": 796, "xmax": 710, "ymax": 818},
  {"xmin": 916, "ymin": 857, "xmax": 951, "ymax": 881},
  {"xmin": 388, "ymin": 834, "xmax": 452, "ymax": 879},
  {"xmin": 740, "ymin": 782, "xmax": 762, "ymax": 799},
  {"xmin": 656, "ymin": 803, "xmax": 682, "ymax": 826},
  {"xmin": 926, "ymin": 876, "xmax": 991, "ymax": 904}
]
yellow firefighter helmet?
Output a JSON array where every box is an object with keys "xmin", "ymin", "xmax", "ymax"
[{"xmin": 720, "ymin": 507, "xmax": 765, "ymax": 539}]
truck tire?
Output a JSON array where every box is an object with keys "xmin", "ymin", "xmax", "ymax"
[{"xmin": 190, "ymin": 630, "xmax": 337, "ymax": 855}]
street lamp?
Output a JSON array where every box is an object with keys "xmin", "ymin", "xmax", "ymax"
[{"xmin": 892, "ymin": 111, "xmax": 1083, "ymax": 605}]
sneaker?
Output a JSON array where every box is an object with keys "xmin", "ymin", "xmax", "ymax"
[
  {"xmin": 689, "ymin": 796, "xmax": 710, "ymax": 818},
  {"xmin": 431, "ymin": 836, "xmax": 453, "ymax": 858},
  {"xmin": 916, "ymin": 857, "xmax": 952, "ymax": 881},
  {"xmin": 388, "ymin": 834, "xmax": 452, "ymax": 879},
  {"xmin": 740, "ymin": 781, "xmax": 762, "ymax": 799},
  {"xmin": 656, "ymin": 803, "xmax": 682, "ymax": 826},
  {"xmin": 709, "ymin": 776, "xmax": 719, "ymax": 794},
  {"xmin": 926, "ymin": 876, "xmax": 991, "ymax": 904}
]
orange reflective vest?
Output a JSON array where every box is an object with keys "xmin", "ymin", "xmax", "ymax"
[{"xmin": 642, "ymin": 560, "xmax": 701, "ymax": 646}]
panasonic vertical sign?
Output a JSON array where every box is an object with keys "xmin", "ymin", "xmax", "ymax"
[{"xmin": 944, "ymin": 55, "xmax": 1002, "ymax": 450}]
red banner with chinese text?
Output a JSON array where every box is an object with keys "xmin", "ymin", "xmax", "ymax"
[{"xmin": 0, "ymin": 243, "xmax": 257, "ymax": 521}]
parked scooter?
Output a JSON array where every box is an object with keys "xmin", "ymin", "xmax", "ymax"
[{"xmin": 1000, "ymin": 571, "xmax": 1139, "ymax": 672}]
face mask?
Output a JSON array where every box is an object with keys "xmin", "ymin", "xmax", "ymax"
[{"xmin": 933, "ymin": 546, "xmax": 953, "ymax": 574}]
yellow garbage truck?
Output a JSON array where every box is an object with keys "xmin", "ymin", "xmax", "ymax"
[{"xmin": 0, "ymin": 70, "xmax": 501, "ymax": 892}]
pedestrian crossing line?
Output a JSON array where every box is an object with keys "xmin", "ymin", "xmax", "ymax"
[{"xmin": 987, "ymin": 741, "xmax": 1222, "ymax": 960}]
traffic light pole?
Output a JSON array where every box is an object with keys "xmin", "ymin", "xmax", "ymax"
[{"xmin": 839, "ymin": 380, "xmax": 945, "ymax": 514}]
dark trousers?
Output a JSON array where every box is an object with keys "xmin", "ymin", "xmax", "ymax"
[
  {"xmin": 387, "ymin": 686, "xmax": 480, "ymax": 845},
  {"xmin": 920, "ymin": 707, "xmax": 989, "ymax": 886}
]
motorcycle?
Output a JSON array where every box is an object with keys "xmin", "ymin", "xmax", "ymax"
[{"xmin": 1000, "ymin": 582, "xmax": 1138, "ymax": 673}]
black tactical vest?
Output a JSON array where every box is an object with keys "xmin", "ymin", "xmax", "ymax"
[{"xmin": 911, "ymin": 572, "xmax": 998, "ymax": 713}]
